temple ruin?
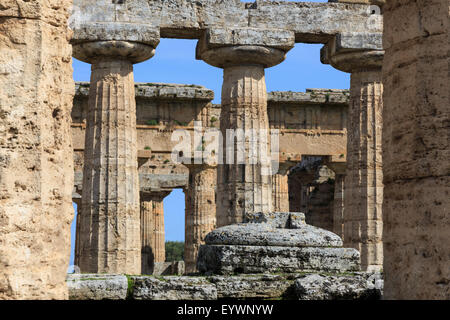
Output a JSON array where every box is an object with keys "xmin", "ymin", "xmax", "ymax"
[{"xmin": 0, "ymin": 0, "xmax": 448, "ymax": 300}]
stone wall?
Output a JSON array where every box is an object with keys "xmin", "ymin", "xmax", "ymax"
[
  {"xmin": 382, "ymin": 0, "xmax": 449, "ymax": 299},
  {"xmin": 0, "ymin": 0, "xmax": 74, "ymax": 299}
]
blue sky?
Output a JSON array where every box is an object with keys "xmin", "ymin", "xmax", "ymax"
[{"xmin": 69, "ymin": 20, "xmax": 349, "ymax": 268}]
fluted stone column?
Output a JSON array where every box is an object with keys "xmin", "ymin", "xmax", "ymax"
[
  {"xmin": 197, "ymin": 28, "xmax": 294, "ymax": 226},
  {"xmin": 184, "ymin": 162, "xmax": 217, "ymax": 273},
  {"xmin": 326, "ymin": 159, "xmax": 347, "ymax": 240},
  {"xmin": 140, "ymin": 191, "xmax": 169, "ymax": 274},
  {"xmin": 73, "ymin": 37, "xmax": 158, "ymax": 274},
  {"xmin": 73, "ymin": 198, "xmax": 82, "ymax": 267},
  {"xmin": 322, "ymin": 37, "xmax": 384, "ymax": 271},
  {"xmin": 272, "ymin": 161, "xmax": 297, "ymax": 212}
]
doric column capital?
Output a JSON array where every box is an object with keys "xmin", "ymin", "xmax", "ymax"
[
  {"xmin": 321, "ymin": 33, "xmax": 384, "ymax": 73},
  {"xmin": 275, "ymin": 153, "xmax": 302, "ymax": 175},
  {"xmin": 324, "ymin": 155, "xmax": 347, "ymax": 175},
  {"xmin": 183, "ymin": 158, "xmax": 218, "ymax": 172},
  {"xmin": 140, "ymin": 190, "xmax": 171, "ymax": 203},
  {"xmin": 72, "ymin": 23, "xmax": 160, "ymax": 64},
  {"xmin": 196, "ymin": 27, "xmax": 294, "ymax": 68}
]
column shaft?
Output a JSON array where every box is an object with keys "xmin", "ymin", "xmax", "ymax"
[
  {"xmin": 73, "ymin": 199, "xmax": 82, "ymax": 268},
  {"xmin": 217, "ymin": 65, "xmax": 272, "ymax": 226},
  {"xmin": 344, "ymin": 70, "xmax": 383, "ymax": 271},
  {"xmin": 333, "ymin": 174, "xmax": 345, "ymax": 239},
  {"xmin": 272, "ymin": 173, "xmax": 289, "ymax": 212},
  {"xmin": 184, "ymin": 165, "xmax": 217, "ymax": 273},
  {"xmin": 152, "ymin": 199, "xmax": 165, "ymax": 263},
  {"xmin": 383, "ymin": 0, "xmax": 449, "ymax": 299},
  {"xmin": 79, "ymin": 59, "xmax": 141, "ymax": 274},
  {"xmin": 0, "ymin": 8, "xmax": 74, "ymax": 298},
  {"xmin": 140, "ymin": 192, "xmax": 167, "ymax": 274}
]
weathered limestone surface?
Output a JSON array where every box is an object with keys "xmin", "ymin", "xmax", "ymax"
[
  {"xmin": 66, "ymin": 274, "xmax": 128, "ymax": 300},
  {"xmin": 198, "ymin": 245, "xmax": 360, "ymax": 275},
  {"xmin": 67, "ymin": 272, "xmax": 383, "ymax": 300},
  {"xmin": 322, "ymin": 33, "xmax": 384, "ymax": 271},
  {"xmin": 0, "ymin": 1, "xmax": 74, "ymax": 299},
  {"xmin": 132, "ymin": 276, "xmax": 217, "ymax": 300},
  {"xmin": 382, "ymin": 0, "xmax": 450, "ymax": 299},
  {"xmin": 198, "ymin": 212, "xmax": 360, "ymax": 275},
  {"xmin": 152, "ymin": 261, "xmax": 185, "ymax": 276},
  {"xmin": 184, "ymin": 163, "xmax": 217, "ymax": 274},
  {"xmin": 140, "ymin": 191, "xmax": 169, "ymax": 275},
  {"xmin": 72, "ymin": 0, "xmax": 382, "ymax": 43},
  {"xmin": 295, "ymin": 273, "xmax": 383, "ymax": 300}
]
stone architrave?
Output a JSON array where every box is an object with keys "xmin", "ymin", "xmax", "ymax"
[
  {"xmin": 196, "ymin": 28, "xmax": 295, "ymax": 227},
  {"xmin": 322, "ymin": 33, "xmax": 384, "ymax": 271},
  {"xmin": 0, "ymin": 1, "xmax": 75, "ymax": 299},
  {"xmin": 72, "ymin": 24, "xmax": 160, "ymax": 274}
]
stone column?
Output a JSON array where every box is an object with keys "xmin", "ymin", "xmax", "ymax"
[
  {"xmin": 73, "ymin": 198, "xmax": 82, "ymax": 267},
  {"xmin": 140, "ymin": 191, "xmax": 169, "ymax": 274},
  {"xmin": 383, "ymin": 0, "xmax": 449, "ymax": 299},
  {"xmin": 73, "ymin": 34, "xmax": 158, "ymax": 274},
  {"xmin": 0, "ymin": 1, "xmax": 74, "ymax": 299},
  {"xmin": 326, "ymin": 159, "xmax": 347, "ymax": 240},
  {"xmin": 322, "ymin": 35, "xmax": 384, "ymax": 271},
  {"xmin": 272, "ymin": 161, "xmax": 297, "ymax": 212},
  {"xmin": 196, "ymin": 28, "xmax": 294, "ymax": 226},
  {"xmin": 184, "ymin": 162, "xmax": 217, "ymax": 273}
]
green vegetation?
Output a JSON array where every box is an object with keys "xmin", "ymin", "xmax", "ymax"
[
  {"xmin": 174, "ymin": 120, "xmax": 188, "ymax": 126},
  {"xmin": 144, "ymin": 146, "xmax": 151, "ymax": 150},
  {"xmin": 146, "ymin": 119, "xmax": 159, "ymax": 126},
  {"xmin": 165, "ymin": 241, "xmax": 184, "ymax": 262},
  {"xmin": 125, "ymin": 275, "xmax": 135, "ymax": 300}
]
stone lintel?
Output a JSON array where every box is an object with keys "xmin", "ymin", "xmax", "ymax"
[
  {"xmin": 71, "ymin": 22, "xmax": 160, "ymax": 48},
  {"xmin": 139, "ymin": 173, "xmax": 188, "ymax": 193},
  {"xmin": 140, "ymin": 190, "xmax": 171, "ymax": 202},
  {"xmin": 268, "ymin": 89, "xmax": 350, "ymax": 105},
  {"xmin": 202, "ymin": 27, "xmax": 295, "ymax": 52},
  {"xmin": 76, "ymin": 171, "xmax": 189, "ymax": 194},
  {"xmin": 75, "ymin": 82, "xmax": 214, "ymax": 102},
  {"xmin": 71, "ymin": 1, "xmax": 382, "ymax": 43}
]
